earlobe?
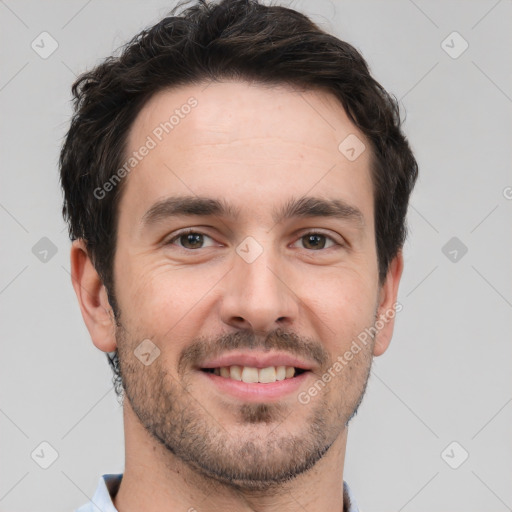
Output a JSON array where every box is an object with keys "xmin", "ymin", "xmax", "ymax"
[
  {"xmin": 70, "ymin": 239, "xmax": 117, "ymax": 353},
  {"xmin": 373, "ymin": 250, "xmax": 404, "ymax": 357}
]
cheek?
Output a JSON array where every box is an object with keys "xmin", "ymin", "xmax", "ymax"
[
  {"xmin": 119, "ymin": 261, "xmax": 219, "ymax": 336},
  {"xmin": 305, "ymin": 264, "xmax": 377, "ymax": 316},
  {"xmin": 304, "ymin": 268, "xmax": 377, "ymax": 352}
]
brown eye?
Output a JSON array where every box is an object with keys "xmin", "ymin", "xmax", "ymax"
[
  {"xmin": 179, "ymin": 232, "xmax": 204, "ymax": 249},
  {"xmin": 295, "ymin": 232, "xmax": 337, "ymax": 250},
  {"xmin": 167, "ymin": 230, "xmax": 215, "ymax": 250},
  {"xmin": 302, "ymin": 234, "xmax": 326, "ymax": 249}
]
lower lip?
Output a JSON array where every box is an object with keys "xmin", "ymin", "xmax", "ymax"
[{"xmin": 199, "ymin": 370, "xmax": 311, "ymax": 402}]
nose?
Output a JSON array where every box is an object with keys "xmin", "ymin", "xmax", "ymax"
[{"xmin": 219, "ymin": 244, "xmax": 299, "ymax": 335}]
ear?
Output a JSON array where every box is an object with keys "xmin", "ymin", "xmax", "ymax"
[
  {"xmin": 372, "ymin": 250, "xmax": 404, "ymax": 357},
  {"xmin": 70, "ymin": 239, "xmax": 117, "ymax": 353}
]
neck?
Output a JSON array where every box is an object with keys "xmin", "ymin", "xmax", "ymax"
[{"xmin": 114, "ymin": 400, "xmax": 348, "ymax": 512}]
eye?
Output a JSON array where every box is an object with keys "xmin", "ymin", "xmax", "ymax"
[
  {"xmin": 165, "ymin": 229, "xmax": 341, "ymax": 252},
  {"xmin": 292, "ymin": 232, "xmax": 339, "ymax": 250},
  {"xmin": 166, "ymin": 230, "xmax": 217, "ymax": 250}
]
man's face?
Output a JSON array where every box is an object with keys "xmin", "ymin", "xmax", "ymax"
[{"xmin": 112, "ymin": 80, "xmax": 384, "ymax": 489}]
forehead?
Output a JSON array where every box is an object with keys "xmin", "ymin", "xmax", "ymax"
[
  {"xmin": 120, "ymin": 80, "xmax": 374, "ymax": 228},
  {"xmin": 129, "ymin": 80, "xmax": 362, "ymax": 155}
]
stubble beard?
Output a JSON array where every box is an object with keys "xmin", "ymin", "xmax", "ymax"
[{"xmin": 115, "ymin": 322, "xmax": 375, "ymax": 492}]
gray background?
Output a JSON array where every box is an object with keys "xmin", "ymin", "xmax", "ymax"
[{"xmin": 1, "ymin": 0, "xmax": 511, "ymax": 510}]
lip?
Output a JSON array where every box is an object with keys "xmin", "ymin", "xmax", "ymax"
[
  {"xmin": 198, "ymin": 351, "xmax": 315, "ymax": 371},
  {"xmin": 198, "ymin": 369, "xmax": 311, "ymax": 402}
]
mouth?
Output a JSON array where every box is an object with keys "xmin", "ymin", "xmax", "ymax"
[
  {"xmin": 200, "ymin": 365, "xmax": 308, "ymax": 383},
  {"xmin": 197, "ymin": 352, "xmax": 315, "ymax": 401},
  {"xmin": 198, "ymin": 364, "xmax": 312, "ymax": 402}
]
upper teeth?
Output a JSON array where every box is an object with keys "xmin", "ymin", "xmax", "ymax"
[{"xmin": 213, "ymin": 365, "xmax": 296, "ymax": 383}]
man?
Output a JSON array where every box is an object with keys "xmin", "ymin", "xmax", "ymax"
[{"xmin": 61, "ymin": 0, "xmax": 418, "ymax": 510}]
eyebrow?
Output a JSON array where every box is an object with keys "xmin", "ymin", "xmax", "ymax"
[{"xmin": 141, "ymin": 195, "xmax": 365, "ymax": 229}]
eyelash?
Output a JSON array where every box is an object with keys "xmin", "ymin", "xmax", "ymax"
[{"xmin": 165, "ymin": 228, "xmax": 342, "ymax": 251}]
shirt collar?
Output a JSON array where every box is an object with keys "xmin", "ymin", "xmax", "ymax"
[
  {"xmin": 74, "ymin": 473, "xmax": 121, "ymax": 512},
  {"xmin": 76, "ymin": 473, "xmax": 360, "ymax": 512}
]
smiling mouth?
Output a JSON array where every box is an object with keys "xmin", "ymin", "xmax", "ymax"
[{"xmin": 201, "ymin": 365, "xmax": 307, "ymax": 383}]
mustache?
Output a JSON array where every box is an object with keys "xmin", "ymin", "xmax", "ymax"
[{"xmin": 177, "ymin": 328, "xmax": 329, "ymax": 376}]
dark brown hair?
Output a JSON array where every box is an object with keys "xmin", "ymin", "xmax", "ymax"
[{"xmin": 60, "ymin": 0, "xmax": 418, "ymax": 397}]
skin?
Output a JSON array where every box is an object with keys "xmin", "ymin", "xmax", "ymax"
[{"xmin": 71, "ymin": 80, "xmax": 403, "ymax": 512}]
